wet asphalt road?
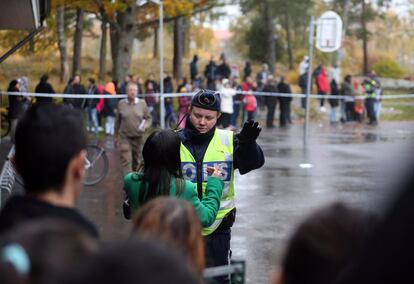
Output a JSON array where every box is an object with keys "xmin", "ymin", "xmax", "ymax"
[{"xmin": 1, "ymin": 121, "xmax": 414, "ymax": 283}]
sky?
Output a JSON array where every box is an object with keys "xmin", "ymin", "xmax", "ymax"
[
  {"xmin": 206, "ymin": 0, "xmax": 413, "ymax": 30},
  {"xmin": 207, "ymin": 4, "xmax": 241, "ymax": 30}
]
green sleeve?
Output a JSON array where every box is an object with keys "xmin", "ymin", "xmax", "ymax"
[
  {"xmin": 123, "ymin": 173, "xmax": 143, "ymax": 213},
  {"xmin": 182, "ymin": 176, "xmax": 224, "ymax": 227}
]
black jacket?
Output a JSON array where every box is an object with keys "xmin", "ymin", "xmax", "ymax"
[
  {"xmin": 63, "ymin": 83, "xmax": 86, "ymax": 109},
  {"xmin": 86, "ymin": 85, "xmax": 99, "ymax": 108},
  {"xmin": 190, "ymin": 60, "xmax": 198, "ymax": 81},
  {"xmin": 179, "ymin": 117, "xmax": 265, "ymax": 198},
  {"xmin": 263, "ymin": 83, "xmax": 278, "ymax": 105},
  {"xmin": 7, "ymin": 86, "xmax": 25, "ymax": 119},
  {"xmin": 204, "ymin": 61, "xmax": 217, "ymax": 83},
  {"xmin": 35, "ymin": 81, "xmax": 55, "ymax": 104},
  {"xmin": 217, "ymin": 63, "xmax": 231, "ymax": 79},
  {"xmin": 0, "ymin": 195, "xmax": 98, "ymax": 238},
  {"xmin": 72, "ymin": 83, "xmax": 87, "ymax": 109},
  {"xmin": 329, "ymin": 79, "xmax": 340, "ymax": 107},
  {"xmin": 277, "ymin": 82, "xmax": 292, "ymax": 103}
]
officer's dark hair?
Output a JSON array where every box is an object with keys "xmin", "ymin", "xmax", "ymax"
[
  {"xmin": 280, "ymin": 202, "xmax": 376, "ymax": 284},
  {"xmin": 15, "ymin": 104, "xmax": 87, "ymax": 194},
  {"xmin": 140, "ymin": 129, "xmax": 184, "ymax": 203},
  {"xmin": 61, "ymin": 239, "xmax": 198, "ymax": 284}
]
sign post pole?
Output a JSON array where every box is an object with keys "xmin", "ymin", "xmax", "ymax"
[
  {"xmin": 304, "ymin": 16, "xmax": 315, "ymax": 147},
  {"xmin": 304, "ymin": 11, "xmax": 343, "ymax": 147}
]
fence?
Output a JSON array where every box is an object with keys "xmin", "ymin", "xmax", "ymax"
[{"xmin": 1, "ymin": 90, "xmax": 414, "ymax": 144}]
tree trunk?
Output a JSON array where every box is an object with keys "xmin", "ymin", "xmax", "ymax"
[
  {"xmin": 29, "ymin": 33, "xmax": 35, "ymax": 54},
  {"xmin": 334, "ymin": 0, "xmax": 350, "ymax": 66},
  {"xmin": 72, "ymin": 8, "xmax": 84, "ymax": 76},
  {"xmin": 99, "ymin": 19, "xmax": 108, "ymax": 81},
  {"xmin": 153, "ymin": 26, "xmax": 158, "ymax": 59},
  {"xmin": 56, "ymin": 7, "xmax": 69, "ymax": 83},
  {"xmin": 264, "ymin": 0, "xmax": 276, "ymax": 74},
  {"xmin": 183, "ymin": 18, "xmax": 190, "ymax": 58},
  {"xmin": 173, "ymin": 17, "xmax": 184, "ymax": 80},
  {"xmin": 361, "ymin": 0, "xmax": 369, "ymax": 75},
  {"xmin": 110, "ymin": 5, "xmax": 136, "ymax": 82},
  {"xmin": 284, "ymin": 12, "xmax": 294, "ymax": 70}
]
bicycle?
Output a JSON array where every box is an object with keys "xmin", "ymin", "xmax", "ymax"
[
  {"xmin": 0, "ymin": 108, "xmax": 10, "ymax": 139},
  {"xmin": 0, "ymin": 144, "xmax": 108, "ymax": 202},
  {"xmin": 84, "ymin": 144, "xmax": 109, "ymax": 186},
  {"xmin": 165, "ymin": 110, "xmax": 178, "ymax": 129}
]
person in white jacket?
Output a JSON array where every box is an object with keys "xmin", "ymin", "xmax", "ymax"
[{"xmin": 218, "ymin": 78, "xmax": 236, "ymax": 129}]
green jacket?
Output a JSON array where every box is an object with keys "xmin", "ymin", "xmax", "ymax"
[{"xmin": 123, "ymin": 172, "xmax": 224, "ymax": 227}]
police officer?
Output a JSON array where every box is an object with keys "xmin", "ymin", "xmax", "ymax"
[
  {"xmin": 362, "ymin": 78, "xmax": 379, "ymax": 125},
  {"xmin": 179, "ymin": 89, "xmax": 264, "ymax": 283}
]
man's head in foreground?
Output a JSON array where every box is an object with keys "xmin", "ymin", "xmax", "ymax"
[{"xmin": 15, "ymin": 104, "xmax": 87, "ymax": 206}]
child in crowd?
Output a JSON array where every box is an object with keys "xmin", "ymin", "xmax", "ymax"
[{"xmin": 244, "ymin": 90, "xmax": 257, "ymax": 121}]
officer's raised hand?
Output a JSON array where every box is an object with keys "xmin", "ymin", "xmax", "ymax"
[{"xmin": 236, "ymin": 120, "xmax": 262, "ymax": 144}]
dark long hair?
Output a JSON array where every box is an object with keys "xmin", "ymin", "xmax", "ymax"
[{"xmin": 139, "ymin": 130, "xmax": 184, "ymax": 203}]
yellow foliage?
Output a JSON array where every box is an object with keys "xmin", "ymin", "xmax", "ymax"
[{"xmin": 286, "ymin": 70, "xmax": 299, "ymax": 86}]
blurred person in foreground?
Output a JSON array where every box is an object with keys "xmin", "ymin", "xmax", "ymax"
[
  {"xmin": 132, "ymin": 197, "xmax": 205, "ymax": 278},
  {"xmin": 0, "ymin": 104, "xmax": 98, "ymax": 238},
  {"xmin": 270, "ymin": 202, "xmax": 376, "ymax": 284},
  {"xmin": 0, "ymin": 219, "xmax": 97, "ymax": 284},
  {"xmin": 335, "ymin": 161, "xmax": 414, "ymax": 284},
  {"xmin": 61, "ymin": 239, "xmax": 198, "ymax": 284}
]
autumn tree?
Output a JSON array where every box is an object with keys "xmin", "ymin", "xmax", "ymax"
[
  {"xmin": 239, "ymin": 0, "xmax": 313, "ymax": 73},
  {"xmin": 331, "ymin": 0, "xmax": 391, "ymax": 75}
]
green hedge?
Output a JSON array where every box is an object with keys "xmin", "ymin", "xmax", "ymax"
[{"xmin": 372, "ymin": 57, "xmax": 407, "ymax": 79}]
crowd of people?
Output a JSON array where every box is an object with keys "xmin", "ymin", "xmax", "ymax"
[
  {"xmin": 0, "ymin": 83, "xmax": 412, "ymax": 284},
  {"xmin": 298, "ymin": 56, "xmax": 383, "ymax": 125},
  {"xmin": 3, "ymin": 53, "xmax": 384, "ymax": 145},
  {"xmin": 0, "ymin": 54, "xmax": 398, "ymax": 284}
]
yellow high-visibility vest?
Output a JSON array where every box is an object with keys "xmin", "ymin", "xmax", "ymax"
[{"xmin": 180, "ymin": 128, "xmax": 235, "ymax": 236}]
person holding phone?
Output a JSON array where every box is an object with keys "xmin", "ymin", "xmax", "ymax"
[{"xmin": 123, "ymin": 129, "xmax": 224, "ymax": 227}]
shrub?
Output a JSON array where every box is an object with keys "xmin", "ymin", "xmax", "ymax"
[{"xmin": 371, "ymin": 57, "xmax": 407, "ymax": 79}]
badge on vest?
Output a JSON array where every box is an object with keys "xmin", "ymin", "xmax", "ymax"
[{"xmin": 181, "ymin": 161, "xmax": 232, "ymax": 183}]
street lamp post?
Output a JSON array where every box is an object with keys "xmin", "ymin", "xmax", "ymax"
[{"xmin": 149, "ymin": 0, "xmax": 165, "ymax": 128}]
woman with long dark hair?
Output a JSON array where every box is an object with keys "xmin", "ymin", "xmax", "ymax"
[{"xmin": 123, "ymin": 129, "xmax": 223, "ymax": 227}]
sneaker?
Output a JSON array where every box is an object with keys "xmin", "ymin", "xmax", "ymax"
[{"xmin": 319, "ymin": 106, "xmax": 327, "ymax": 113}]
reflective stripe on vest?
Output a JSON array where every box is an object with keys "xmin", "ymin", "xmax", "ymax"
[
  {"xmin": 364, "ymin": 80, "xmax": 377, "ymax": 98},
  {"xmin": 180, "ymin": 129, "xmax": 235, "ymax": 236}
]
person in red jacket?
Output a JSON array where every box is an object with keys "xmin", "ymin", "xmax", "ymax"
[
  {"xmin": 315, "ymin": 65, "xmax": 330, "ymax": 112},
  {"xmin": 243, "ymin": 90, "xmax": 257, "ymax": 121}
]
